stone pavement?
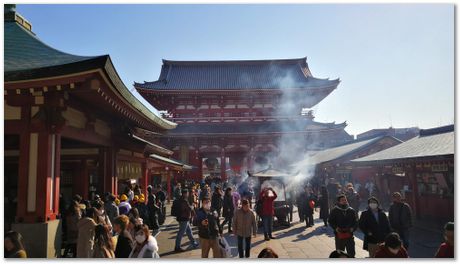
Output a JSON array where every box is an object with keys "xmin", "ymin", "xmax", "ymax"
[
  {"xmin": 155, "ymin": 204, "xmax": 443, "ymax": 258},
  {"xmin": 156, "ymin": 207, "xmax": 368, "ymax": 259}
]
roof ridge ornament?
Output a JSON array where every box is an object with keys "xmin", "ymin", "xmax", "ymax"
[{"xmin": 5, "ymin": 4, "xmax": 33, "ymax": 32}]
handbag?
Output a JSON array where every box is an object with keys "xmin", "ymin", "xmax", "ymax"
[
  {"xmin": 337, "ymin": 230, "xmax": 352, "ymax": 240},
  {"xmin": 218, "ymin": 236, "xmax": 231, "ymax": 258}
]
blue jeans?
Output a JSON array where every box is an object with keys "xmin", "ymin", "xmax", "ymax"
[
  {"xmin": 175, "ymin": 221, "xmax": 197, "ymax": 249},
  {"xmin": 262, "ymin": 216, "xmax": 273, "ymax": 237}
]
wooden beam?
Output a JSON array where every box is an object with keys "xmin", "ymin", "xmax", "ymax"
[{"xmin": 61, "ymin": 126, "xmax": 111, "ymax": 147}]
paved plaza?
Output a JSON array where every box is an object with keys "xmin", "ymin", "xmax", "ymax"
[{"xmin": 155, "ymin": 205, "xmax": 442, "ymax": 259}]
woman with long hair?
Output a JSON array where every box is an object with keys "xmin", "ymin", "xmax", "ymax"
[
  {"xmin": 76, "ymin": 207, "xmax": 98, "ymax": 258},
  {"xmin": 4, "ymin": 231, "xmax": 27, "ymax": 258},
  {"xmin": 93, "ymin": 224, "xmax": 115, "ymax": 258},
  {"xmin": 63, "ymin": 201, "xmax": 81, "ymax": 257}
]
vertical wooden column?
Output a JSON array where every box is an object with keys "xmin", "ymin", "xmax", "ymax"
[
  {"xmin": 141, "ymin": 162, "xmax": 149, "ymax": 197},
  {"xmin": 77, "ymin": 159, "xmax": 89, "ymax": 200},
  {"xmin": 104, "ymin": 147, "xmax": 117, "ymax": 195},
  {"xmin": 16, "ymin": 129, "xmax": 61, "ymax": 222}
]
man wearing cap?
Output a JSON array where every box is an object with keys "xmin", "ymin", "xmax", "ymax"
[
  {"xmin": 173, "ymin": 189, "xmax": 199, "ymax": 252},
  {"xmin": 388, "ymin": 192, "xmax": 412, "ymax": 249}
]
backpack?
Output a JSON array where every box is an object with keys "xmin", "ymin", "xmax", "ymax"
[{"xmin": 171, "ymin": 200, "xmax": 180, "ymax": 217}]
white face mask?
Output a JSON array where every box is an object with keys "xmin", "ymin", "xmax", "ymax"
[
  {"xmin": 388, "ymin": 247, "xmax": 400, "ymax": 255},
  {"xmin": 135, "ymin": 234, "xmax": 146, "ymax": 244},
  {"xmin": 369, "ymin": 203, "xmax": 378, "ymax": 210}
]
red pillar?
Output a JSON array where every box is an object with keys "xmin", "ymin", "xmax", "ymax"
[
  {"xmin": 141, "ymin": 162, "xmax": 149, "ymax": 197},
  {"xmin": 104, "ymin": 147, "xmax": 117, "ymax": 195},
  {"xmin": 16, "ymin": 130, "xmax": 61, "ymax": 223}
]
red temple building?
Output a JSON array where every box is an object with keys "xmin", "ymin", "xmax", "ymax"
[
  {"xmin": 4, "ymin": 6, "xmax": 187, "ymax": 256},
  {"xmin": 135, "ymin": 58, "xmax": 353, "ymax": 184}
]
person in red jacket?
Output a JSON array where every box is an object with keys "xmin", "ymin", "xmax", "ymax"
[
  {"xmin": 435, "ymin": 222, "xmax": 454, "ymax": 258},
  {"xmin": 374, "ymin": 232, "xmax": 408, "ymax": 258},
  {"xmin": 258, "ymin": 187, "xmax": 277, "ymax": 241}
]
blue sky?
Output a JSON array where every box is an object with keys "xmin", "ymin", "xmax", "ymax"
[{"xmin": 15, "ymin": 4, "xmax": 454, "ymax": 136}]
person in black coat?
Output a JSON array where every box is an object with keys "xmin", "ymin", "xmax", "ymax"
[
  {"xmin": 319, "ymin": 186, "xmax": 330, "ymax": 228},
  {"xmin": 388, "ymin": 192, "xmax": 412, "ymax": 250},
  {"xmin": 211, "ymin": 186, "xmax": 223, "ymax": 218},
  {"xmin": 146, "ymin": 187, "xmax": 160, "ymax": 233},
  {"xmin": 220, "ymin": 187, "xmax": 235, "ymax": 233},
  {"xmin": 328, "ymin": 194, "xmax": 358, "ymax": 258},
  {"xmin": 301, "ymin": 186, "xmax": 317, "ymax": 228},
  {"xmin": 113, "ymin": 215, "xmax": 133, "ymax": 258},
  {"xmin": 358, "ymin": 197, "xmax": 391, "ymax": 257}
]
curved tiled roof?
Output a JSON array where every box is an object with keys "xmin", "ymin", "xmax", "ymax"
[
  {"xmin": 165, "ymin": 120, "xmax": 347, "ymax": 136},
  {"xmin": 5, "ymin": 22, "xmax": 97, "ymax": 73},
  {"xmin": 134, "ymin": 58, "xmax": 340, "ymax": 91},
  {"xmin": 352, "ymin": 125, "xmax": 454, "ymax": 163},
  {"xmin": 4, "ymin": 19, "xmax": 176, "ymax": 130}
]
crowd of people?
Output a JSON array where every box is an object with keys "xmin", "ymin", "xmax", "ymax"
[
  {"xmin": 58, "ymin": 183, "xmax": 166, "ymax": 258},
  {"xmin": 4, "ymin": 179, "xmax": 454, "ymax": 259}
]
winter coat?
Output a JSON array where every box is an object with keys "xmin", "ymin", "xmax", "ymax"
[
  {"xmin": 195, "ymin": 208, "xmax": 221, "ymax": 239},
  {"xmin": 222, "ymin": 194, "xmax": 234, "ymax": 218},
  {"xmin": 346, "ymin": 191, "xmax": 360, "ymax": 211},
  {"xmin": 92, "ymin": 244, "xmax": 115, "ymax": 258},
  {"xmin": 319, "ymin": 193, "xmax": 330, "ymax": 220},
  {"xmin": 374, "ymin": 244, "xmax": 408, "ymax": 258},
  {"xmin": 328, "ymin": 205, "xmax": 358, "ymax": 235},
  {"xmin": 146, "ymin": 194, "xmax": 160, "ymax": 230},
  {"xmin": 118, "ymin": 201, "xmax": 132, "ymax": 216},
  {"xmin": 156, "ymin": 190, "xmax": 166, "ymax": 203},
  {"xmin": 104, "ymin": 202, "xmax": 119, "ymax": 224},
  {"xmin": 128, "ymin": 236, "xmax": 160, "ymax": 258},
  {"xmin": 76, "ymin": 217, "xmax": 97, "ymax": 258},
  {"xmin": 135, "ymin": 203, "xmax": 150, "ymax": 225},
  {"xmin": 211, "ymin": 192, "xmax": 223, "ymax": 211},
  {"xmin": 66, "ymin": 212, "xmax": 81, "ymax": 244},
  {"xmin": 301, "ymin": 193, "xmax": 317, "ymax": 216},
  {"xmin": 232, "ymin": 192, "xmax": 241, "ymax": 209},
  {"xmin": 173, "ymin": 197, "xmax": 193, "ymax": 222},
  {"xmin": 358, "ymin": 208, "xmax": 391, "ymax": 250},
  {"xmin": 174, "ymin": 187, "xmax": 182, "ymax": 200},
  {"xmin": 259, "ymin": 189, "xmax": 278, "ymax": 216},
  {"xmin": 115, "ymin": 230, "xmax": 133, "ymax": 258},
  {"xmin": 232, "ymin": 208, "xmax": 257, "ymax": 238},
  {"xmin": 389, "ymin": 202, "xmax": 412, "ymax": 231}
]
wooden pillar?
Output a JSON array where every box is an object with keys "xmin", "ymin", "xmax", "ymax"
[
  {"xmin": 103, "ymin": 147, "xmax": 117, "ymax": 195},
  {"xmin": 141, "ymin": 163, "xmax": 149, "ymax": 197},
  {"xmin": 16, "ymin": 130, "xmax": 61, "ymax": 223},
  {"xmin": 77, "ymin": 159, "xmax": 89, "ymax": 200}
]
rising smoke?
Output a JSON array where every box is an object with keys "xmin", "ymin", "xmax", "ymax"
[{"xmin": 234, "ymin": 61, "xmax": 332, "ymax": 193}]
